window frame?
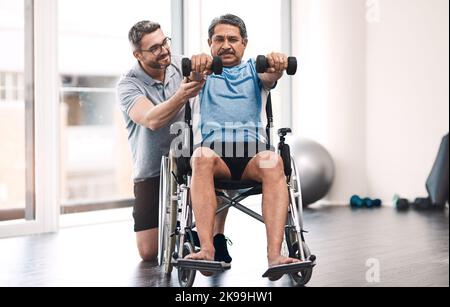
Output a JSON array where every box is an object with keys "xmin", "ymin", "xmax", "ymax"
[{"xmin": 0, "ymin": 0, "xmax": 59, "ymax": 238}]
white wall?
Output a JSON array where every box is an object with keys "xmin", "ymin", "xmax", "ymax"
[
  {"xmin": 366, "ymin": 0, "xmax": 449, "ymax": 202},
  {"xmin": 293, "ymin": 0, "xmax": 449, "ymax": 205},
  {"xmin": 293, "ymin": 0, "xmax": 368, "ymax": 203}
]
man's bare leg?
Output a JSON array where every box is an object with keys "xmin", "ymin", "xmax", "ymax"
[
  {"xmin": 214, "ymin": 202, "xmax": 229, "ymax": 236},
  {"xmin": 136, "ymin": 228, "xmax": 158, "ymax": 262},
  {"xmin": 185, "ymin": 147, "xmax": 231, "ymax": 271},
  {"xmin": 242, "ymin": 151, "xmax": 301, "ymax": 267}
]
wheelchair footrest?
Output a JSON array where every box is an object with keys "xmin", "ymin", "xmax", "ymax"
[
  {"xmin": 262, "ymin": 261, "xmax": 314, "ymax": 278},
  {"xmin": 173, "ymin": 259, "xmax": 230, "ymax": 272}
]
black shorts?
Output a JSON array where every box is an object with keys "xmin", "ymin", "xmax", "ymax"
[
  {"xmin": 133, "ymin": 177, "xmax": 160, "ymax": 232},
  {"xmin": 193, "ymin": 142, "xmax": 274, "ymax": 181}
]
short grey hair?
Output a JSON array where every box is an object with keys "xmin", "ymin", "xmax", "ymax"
[
  {"xmin": 128, "ymin": 20, "xmax": 161, "ymax": 51},
  {"xmin": 208, "ymin": 14, "xmax": 248, "ymax": 40}
]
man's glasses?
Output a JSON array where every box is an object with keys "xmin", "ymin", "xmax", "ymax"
[{"xmin": 140, "ymin": 37, "xmax": 171, "ymax": 56}]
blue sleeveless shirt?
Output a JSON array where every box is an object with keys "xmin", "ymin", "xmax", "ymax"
[{"xmin": 197, "ymin": 59, "xmax": 265, "ymax": 144}]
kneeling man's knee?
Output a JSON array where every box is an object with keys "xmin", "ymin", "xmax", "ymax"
[{"xmin": 138, "ymin": 245, "xmax": 157, "ymax": 262}]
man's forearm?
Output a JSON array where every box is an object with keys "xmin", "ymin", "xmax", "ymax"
[
  {"xmin": 144, "ymin": 92, "xmax": 187, "ymax": 130},
  {"xmin": 260, "ymin": 72, "xmax": 283, "ymax": 90}
]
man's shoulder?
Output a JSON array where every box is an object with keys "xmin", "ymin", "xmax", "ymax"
[
  {"xmin": 244, "ymin": 58, "xmax": 258, "ymax": 75},
  {"xmin": 118, "ymin": 56, "xmax": 183, "ymax": 88},
  {"xmin": 171, "ymin": 55, "xmax": 183, "ymax": 66},
  {"xmin": 118, "ymin": 63, "xmax": 140, "ymax": 85},
  {"xmin": 118, "ymin": 62, "xmax": 154, "ymax": 92},
  {"xmin": 244, "ymin": 58, "xmax": 255, "ymax": 65},
  {"xmin": 169, "ymin": 55, "xmax": 183, "ymax": 75}
]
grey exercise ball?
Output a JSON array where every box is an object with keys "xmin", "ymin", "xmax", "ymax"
[{"xmin": 291, "ymin": 138, "xmax": 335, "ymax": 206}]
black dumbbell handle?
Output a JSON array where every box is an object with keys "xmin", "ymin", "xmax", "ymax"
[
  {"xmin": 255, "ymin": 55, "xmax": 298, "ymax": 75},
  {"xmin": 182, "ymin": 56, "xmax": 223, "ymax": 77}
]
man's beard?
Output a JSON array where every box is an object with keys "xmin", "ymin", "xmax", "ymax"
[{"xmin": 147, "ymin": 52, "xmax": 171, "ymax": 69}]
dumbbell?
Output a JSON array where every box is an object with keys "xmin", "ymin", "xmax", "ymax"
[
  {"xmin": 182, "ymin": 56, "xmax": 223, "ymax": 77},
  {"xmin": 350, "ymin": 195, "xmax": 382, "ymax": 208},
  {"xmin": 394, "ymin": 198, "xmax": 410, "ymax": 211},
  {"xmin": 365, "ymin": 198, "xmax": 382, "ymax": 208},
  {"xmin": 350, "ymin": 195, "xmax": 365, "ymax": 208},
  {"xmin": 412, "ymin": 197, "xmax": 432, "ymax": 210},
  {"xmin": 255, "ymin": 55, "xmax": 298, "ymax": 75},
  {"xmin": 393, "ymin": 194, "xmax": 410, "ymax": 211},
  {"xmin": 394, "ymin": 196, "xmax": 440, "ymax": 211}
]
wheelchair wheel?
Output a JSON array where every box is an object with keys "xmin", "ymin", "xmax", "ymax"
[
  {"xmin": 158, "ymin": 155, "xmax": 178, "ymax": 275},
  {"xmin": 178, "ymin": 241, "xmax": 197, "ymax": 288},
  {"xmin": 284, "ymin": 227, "xmax": 313, "ymax": 286}
]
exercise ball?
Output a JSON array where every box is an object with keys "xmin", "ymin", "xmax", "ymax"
[{"xmin": 291, "ymin": 138, "xmax": 335, "ymax": 206}]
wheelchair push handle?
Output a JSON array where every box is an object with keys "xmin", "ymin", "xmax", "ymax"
[
  {"xmin": 256, "ymin": 55, "xmax": 298, "ymax": 75},
  {"xmin": 278, "ymin": 128, "xmax": 292, "ymax": 137},
  {"xmin": 182, "ymin": 56, "xmax": 223, "ymax": 77}
]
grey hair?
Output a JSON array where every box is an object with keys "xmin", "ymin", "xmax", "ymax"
[
  {"xmin": 128, "ymin": 20, "xmax": 161, "ymax": 51},
  {"xmin": 208, "ymin": 14, "xmax": 248, "ymax": 40}
]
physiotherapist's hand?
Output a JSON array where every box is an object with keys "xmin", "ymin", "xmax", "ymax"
[
  {"xmin": 265, "ymin": 52, "xmax": 289, "ymax": 74},
  {"xmin": 190, "ymin": 53, "xmax": 214, "ymax": 77},
  {"xmin": 177, "ymin": 78, "xmax": 205, "ymax": 102}
]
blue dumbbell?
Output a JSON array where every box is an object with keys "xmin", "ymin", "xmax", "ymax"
[
  {"xmin": 351, "ymin": 195, "xmax": 382, "ymax": 208},
  {"xmin": 372, "ymin": 199, "xmax": 382, "ymax": 208},
  {"xmin": 364, "ymin": 198, "xmax": 375, "ymax": 208},
  {"xmin": 364, "ymin": 198, "xmax": 382, "ymax": 208},
  {"xmin": 350, "ymin": 195, "xmax": 365, "ymax": 208}
]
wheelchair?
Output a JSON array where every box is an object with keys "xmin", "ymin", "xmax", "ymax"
[{"xmin": 158, "ymin": 94, "xmax": 316, "ymax": 288}]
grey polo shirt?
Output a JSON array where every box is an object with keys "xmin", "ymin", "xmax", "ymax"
[{"xmin": 117, "ymin": 55, "xmax": 184, "ymax": 181}]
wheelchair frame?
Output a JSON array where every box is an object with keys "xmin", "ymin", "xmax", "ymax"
[{"xmin": 158, "ymin": 94, "xmax": 316, "ymax": 287}]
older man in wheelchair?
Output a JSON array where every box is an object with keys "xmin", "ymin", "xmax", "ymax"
[{"xmin": 158, "ymin": 14, "xmax": 316, "ymax": 287}]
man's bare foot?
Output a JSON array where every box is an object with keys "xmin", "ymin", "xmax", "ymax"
[
  {"xmin": 184, "ymin": 249, "xmax": 215, "ymax": 277},
  {"xmin": 268, "ymin": 255, "xmax": 302, "ymax": 267},
  {"xmin": 267, "ymin": 255, "xmax": 302, "ymax": 281}
]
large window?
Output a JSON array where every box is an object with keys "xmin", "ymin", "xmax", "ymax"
[
  {"xmin": 1, "ymin": 0, "xmax": 292, "ymax": 231},
  {"xmin": 0, "ymin": 0, "xmax": 33, "ymax": 222},
  {"xmin": 58, "ymin": 0, "xmax": 172, "ymax": 214}
]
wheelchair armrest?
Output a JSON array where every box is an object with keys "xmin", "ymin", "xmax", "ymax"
[
  {"xmin": 276, "ymin": 128, "xmax": 293, "ymax": 177},
  {"xmin": 279, "ymin": 143, "xmax": 292, "ymax": 177}
]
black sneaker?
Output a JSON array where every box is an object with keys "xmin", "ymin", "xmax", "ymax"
[
  {"xmin": 189, "ymin": 231, "xmax": 233, "ymax": 266},
  {"xmin": 214, "ymin": 234, "xmax": 233, "ymax": 265}
]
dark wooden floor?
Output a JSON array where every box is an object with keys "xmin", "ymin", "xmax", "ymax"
[{"xmin": 0, "ymin": 203, "xmax": 448, "ymax": 287}]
